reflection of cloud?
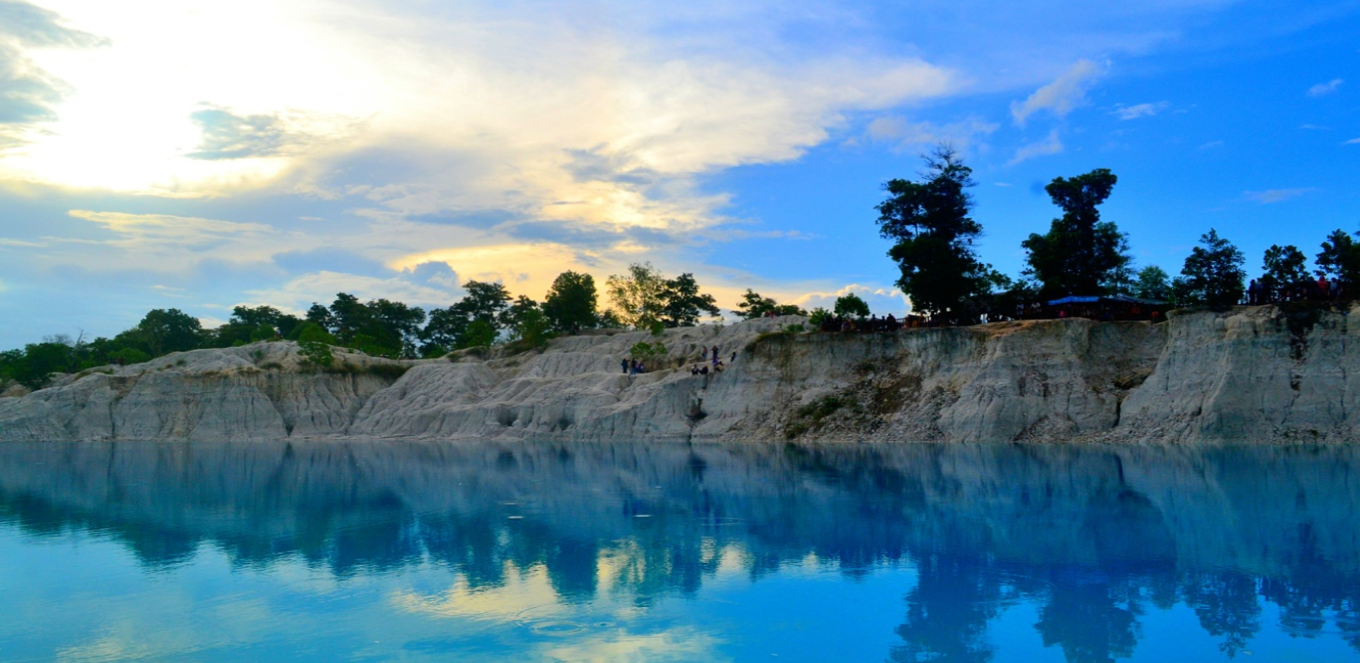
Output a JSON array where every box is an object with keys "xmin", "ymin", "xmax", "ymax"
[
  {"xmin": 1244, "ymin": 188, "xmax": 1315, "ymax": 204},
  {"xmin": 542, "ymin": 629, "xmax": 726, "ymax": 663},
  {"xmin": 392, "ymin": 564, "xmax": 566, "ymax": 622},
  {"xmin": 1008, "ymin": 130, "xmax": 1063, "ymax": 165},
  {"xmin": 1011, "ymin": 59, "xmax": 1102, "ymax": 125}
]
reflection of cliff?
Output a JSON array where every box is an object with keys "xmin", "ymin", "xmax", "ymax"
[
  {"xmin": 5, "ymin": 305, "xmax": 1360, "ymax": 444},
  {"xmin": 0, "ymin": 440, "xmax": 1357, "ymax": 658}
]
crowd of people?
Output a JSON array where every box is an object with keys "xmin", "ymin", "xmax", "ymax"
[
  {"xmin": 1247, "ymin": 276, "xmax": 1343, "ymax": 305},
  {"xmin": 620, "ymin": 344, "xmax": 738, "ymax": 377}
]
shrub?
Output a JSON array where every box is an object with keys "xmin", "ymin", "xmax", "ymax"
[{"xmin": 299, "ymin": 340, "xmax": 335, "ymax": 368}]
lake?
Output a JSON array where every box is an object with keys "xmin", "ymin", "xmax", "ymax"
[{"xmin": 0, "ymin": 440, "xmax": 1357, "ymax": 662}]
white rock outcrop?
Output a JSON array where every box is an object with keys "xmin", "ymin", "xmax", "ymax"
[{"xmin": 2, "ymin": 305, "xmax": 1357, "ymax": 444}]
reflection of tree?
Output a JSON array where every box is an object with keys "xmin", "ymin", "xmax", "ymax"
[
  {"xmin": 1034, "ymin": 575, "xmax": 1141, "ymax": 663},
  {"xmin": 1181, "ymin": 571, "xmax": 1260, "ymax": 658},
  {"xmin": 4, "ymin": 440, "xmax": 1360, "ymax": 657},
  {"xmin": 889, "ymin": 554, "xmax": 1004, "ymax": 663},
  {"xmin": 1260, "ymin": 523, "xmax": 1360, "ymax": 653}
]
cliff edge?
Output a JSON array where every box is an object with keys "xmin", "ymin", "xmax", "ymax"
[{"xmin": 2, "ymin": 305, "xmax": 1356, "ymax": 444}]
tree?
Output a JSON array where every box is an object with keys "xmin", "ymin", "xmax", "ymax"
[
  {"xmin": 8, "ymin": 342, "xmax": 74, "ymax": 389},
  {"xmin": 606, "ymin": 263, "xmax": 668, "ymax": 329},
  {"xmin": 1134, "ymin": 266, "xmax": 1172, "ymax": 301},
  {"xmin": 876, "ymin": 147, "xmax": 998, "ymax": 317},
  {"xmin": 1316, "ymin": 229, "xmax": 1360, "ymax": 289},
  {"xmin": 460, "ymin": 281, "xmax": 512, "ymax": 328},
  {"xmin": 735, "ymin": 289, "xmax": 807, "ymax": 319},
  {"xmin": 459, "ymin": 319, "xmax": 497, "ymax": 349},
  {"xmin": 420, "ymin": 306, "xmax": 467, "ymax": 357},
  {"xmin": 542, "ymin": 271, "xmax": 599, "ymax": 333},
  {"xmin": 136, "ymin": 309, "xmax": 203, "ymax": 356},
  {"xmin": 658, "ymin": 273, "xmax": 721, "ymax": 327},
  {"xmin": 1022, "ymin": 168, "xmax": 1131, "ymax": 298},
  {"xmin": 1260, "ymin": 245, "xmax": 1310, "ymax": 301},
  {"xmin": 834, "ymin": 293, "xmax": 871, "ymax": 319},
  {"xmin": 1176, "ymin": 229, "xmax": 1246, "ymax": 309},
  {"xmin": 305, "ymin": 303, "xmax": 335, "ymax": 332}
]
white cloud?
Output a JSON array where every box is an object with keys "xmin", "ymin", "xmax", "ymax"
[
  {"xmin": 1007, "ymin": 130, "xmax": 1064, "ymax": 165},
  {"xmin": 0, "ymin": 0, "xmax": 957, "ymax": 244},
  {"xmin": 1244, "ymin": 188, "xmax": 1315, "ymax": 204},
  {"xmin": 864, "ymin": 116, "xmax": 998, "ymax": 151},
  {"xmin": 1344, "ymin": 138, "xmax": 1360, "ymax": 145},
  {"xmin": 1113, "ymin": 101, "xmax": 1169, "ymax": 120},
  {"xmin": 1307, "ymin": 78, "xmax": 1343, "ymax": 97},
  {"xmin": 1011, "ymin": 59, "xmax": 1103, "ymax": 125}
]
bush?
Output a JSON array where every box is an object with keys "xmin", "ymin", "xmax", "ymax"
[{"xmin": 299, "ymin": 340, "xmax": 335, "ymax": 368}]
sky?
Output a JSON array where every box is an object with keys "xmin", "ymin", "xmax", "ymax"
[{"xmin": 1, "ymin": 0, "xmax": 1358, "ymax": 347}]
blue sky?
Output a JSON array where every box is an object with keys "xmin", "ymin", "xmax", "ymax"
[{"xmin": 0, "ymin": 0, "xmax": 1358, "ymax": 347}]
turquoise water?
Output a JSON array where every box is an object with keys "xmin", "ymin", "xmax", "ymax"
[{"xmin": 0, "ymin": 441, "xmax": 1357, "ymax": 662}]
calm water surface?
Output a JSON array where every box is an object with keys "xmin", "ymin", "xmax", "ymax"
[{"xmin": 0, "ymin": 440, "xmax": 1357, "ymax": 662}]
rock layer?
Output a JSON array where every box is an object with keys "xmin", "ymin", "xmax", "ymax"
[{"xmin": 2, "ymin": 305, "xmax": 1357, "ymax": 444}]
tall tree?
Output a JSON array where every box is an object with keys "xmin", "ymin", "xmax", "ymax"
[
  {"xmin": 659, "ymin": 273, "xmax": 721, "ymax": 327},
  {"xmin": 1260, "ymin": 245, "xmax": 1310, "ymax": 300},
  {"xmin": 834, "ymin": 293, "xmax": 871, "ymax": 319},
  {"xmin": 876, "ymin": 147, "xmax": 995, "ymax": 317},
  {"xmin": 1133, "ymin": 266, "xmax": 1172, "ymax": 301},
  {"xmin": 1022, "ymin": 168, "xmax": 1131, "ymax": 298},
  {"xmin": 734, "ymin": 289, "xmax": 806, "ymax": 319},
  {"xmin": 1316, "ymin": 229, "xmax": 1360, "ymax": 289},
  {"xmin": 542, "ymin": 271, "xmax": 599, "ymax": 333},
  {"xmin": 1176, "ymin": 229, "xmax": 1246, "ymax": 309},
  {"xmin": 606, "ymin": 263, "xmax": 669, "ymax": 329},
  {"xmin": 460, "ymin": 281, "xmax": 512, "ymax": 328},
  {"xmin": 136, "ymin": 309, "xmax": 203, "ymax": 356}
]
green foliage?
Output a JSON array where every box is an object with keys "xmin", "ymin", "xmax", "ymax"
[
  {"xmin": 291, "ymin": 322, "xmax": 336, "ymax": 344},
  {"xmin": 808, "ymin": 307, "xmax": 830, "ymax": 327},
  {"xmin": 876, "ymin": 147, "xmax": 997, "ymax": 317},
  {"xmin": 508, "ymin": 305, "xmax": 554, "ymax": 350},
  {"xmin": 784, "ymin": 323, "xmax": 806, "ymax": 333},
  {"xmin": 458, "ymin": 319, "xmax": 497, "ymax": 349},
  {"xmin": 314, "ymin": 293, "xmax": 426, "ymax": 358},
  {"xmin": 1022, "ymin": 168, "xmax": 1131, "ymax": 298},
  {"xmin": 542, "ymin": 271, "xmax": 599, "ymax": 333},
  {"xmin": 606, "ymin": 262, "xmax": 668, "ymax": 329},
  {"xmin": 299, "ymin": 340, "xmax": 335, "ymax": 368},
  {"xmin": 606, "ymin": 263, "xmax": 720, "ymax": 329},
  {"xmin": 785, "ymin": 394, "xmax": 849, "ymax": 439},
  {"xmin": 1315, "ymin": 229, "xmax": 1360, "ymax": 288},
  {"xmin": 735, "ymin": 289, "xmax": 807, "ymax": 319},
  {"xmin": 7, "ymin": 342, "xmax": 73, "ymax": 389},
  {"xmin": 659, "ymin": 273, "xmax": 721, "ymax": 327},
  {"xmin": 106, "ymin": 347, "xmax": 151, "ymax": 365},
  {"xmin": 136, "ymin": 309, "xmax": 204, "ymax": 356},
  {"xmin": 1260, "ymin": 245, "xmax": 1311, "ymax": 299},
  {"xmin": 1176, "ymin": 229, "xmax": 1246, "ymax": 309},
  {"xmin": 628, "ymin": 340, "xmax": 667, "ymax": 362},
  {"xmin": 1134, "ymin": 266, "xmax": 1172, "ymax": 301},
  {"xmin": 833, "ymin": 293, "xmax": 871, "ymax": 319}
]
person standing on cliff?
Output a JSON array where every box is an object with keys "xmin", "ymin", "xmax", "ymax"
[
  {"xmin": 711, "ymin": 345, "xmax": 719, "ymax": 367},
  {"xmin": 621, "ymin": 358, "xmax": 629, "ymax": 375}
]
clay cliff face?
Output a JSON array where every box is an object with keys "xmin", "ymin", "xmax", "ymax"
[{"xmin": 1, "ymin": 305, "xmax": 1356, "ymax": 444}]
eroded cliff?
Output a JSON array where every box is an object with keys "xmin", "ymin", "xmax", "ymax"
[{"xmin": 1, "ymin": 305, "xmax": 1356, "ymax": 444}]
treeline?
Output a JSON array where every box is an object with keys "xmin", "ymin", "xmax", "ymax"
[
  {"xmin": 877, "ymin": 146, "xmax": 1360, "ymax": 323},
  {"xmin": 1, "ymin": 263, "xmax": 767, "ymax": 390}
]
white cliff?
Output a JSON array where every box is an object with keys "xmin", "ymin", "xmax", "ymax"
[{"xmin": 1, "ymin": 305, "xmax": 1358, "ymax": 444}]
